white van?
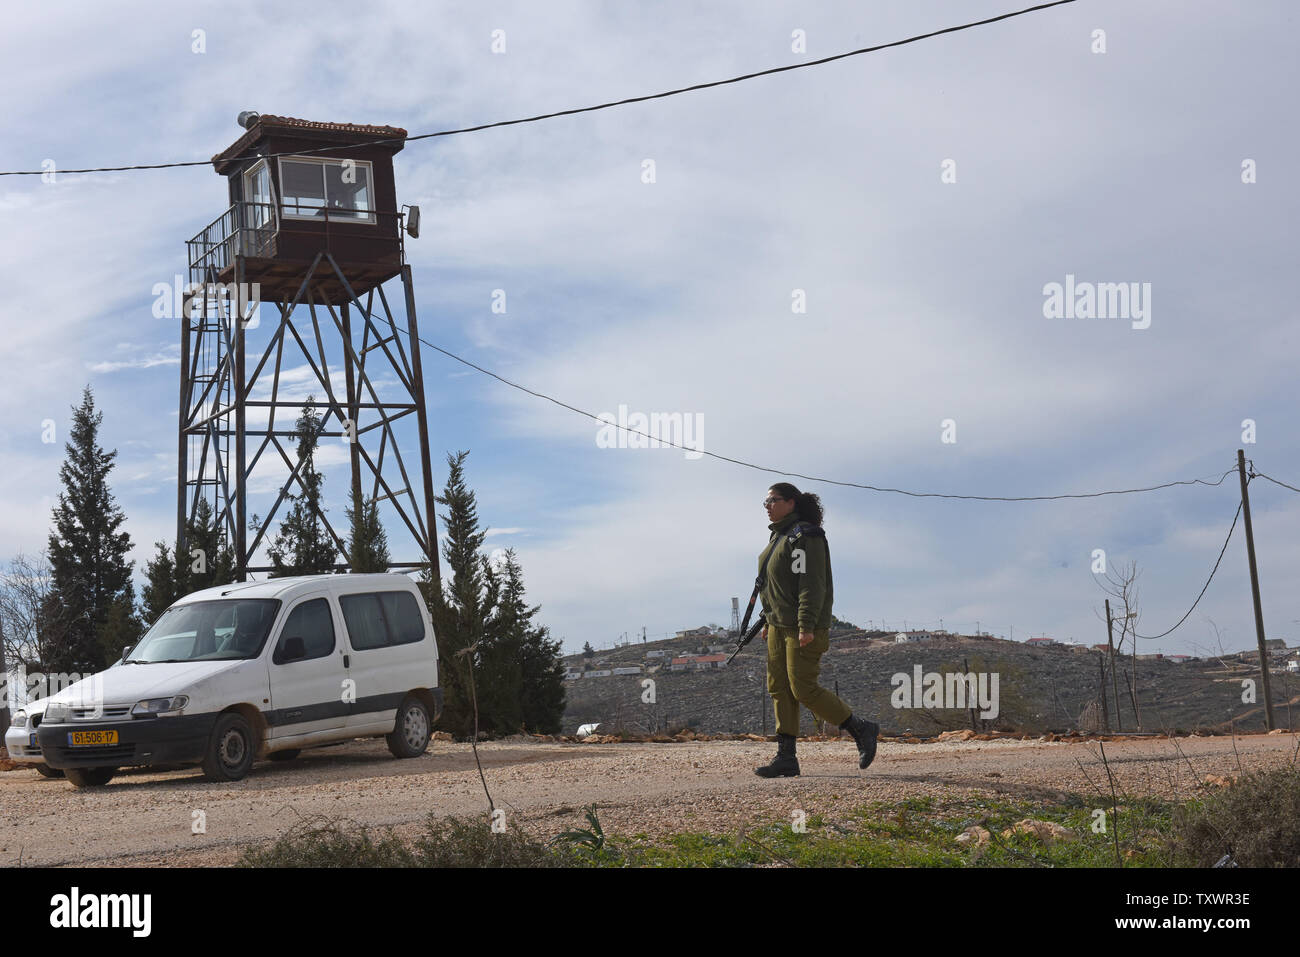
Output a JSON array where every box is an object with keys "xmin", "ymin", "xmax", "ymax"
[{"xmin": 37, "ymin": 574, "xmax": 441, "ymax": 788}]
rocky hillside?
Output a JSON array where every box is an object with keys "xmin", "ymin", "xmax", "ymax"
[{"xmin": 561, "ymin": 632, "xmax": 1299, "ymax": 736}]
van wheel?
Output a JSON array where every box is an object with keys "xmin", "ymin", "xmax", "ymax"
[
  {"xmin": 201, "ymin": 713, "xmax": 256, "ymax": 781},
  {"xmin": 387, "ymin": 697, "xmax": 430, "ymax": 758},
  {"xmin": 65, "ymin": 767, "xmax": 115, "ymax": 788},
  {"xmin": 35, "ymin": 764, "xmax": 64, "ymax": 778},
  {"xmin": 267, "ymin": 749, "xmax": 300, "ymax": 762}
]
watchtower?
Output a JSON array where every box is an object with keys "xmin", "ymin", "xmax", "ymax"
[{"xmin": 181, "ymin": 112, "xmax": 439, "ymax": 580}]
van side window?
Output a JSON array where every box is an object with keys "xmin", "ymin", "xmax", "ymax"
[
  {"xmin": 379, "ymin": 592, "xmax": 424, "ymax": 645},
  {"xmin": 339, "ymin": 591, "xmax": 426, "ymax": 650},
  {"xmin": 339, "ymin": 594, "xmax": 387, "ymax": 650},
  {"xmin": 275, "ymin": 598, "xmax": 336, "ymax": 663}
]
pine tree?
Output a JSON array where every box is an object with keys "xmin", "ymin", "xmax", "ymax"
[
  {"xmin": 140, "ymin": 497, "xmax": 236, "ymax": 626},
  {"xmin": 491, "ymin": 549, "xmax": 565, "ymax": 734},
  {"xmin": 140, "ymin": 541, "xmax": 177, "ymax": 625},
  {"xmin": 478, "ymin": 556, "xmax": 523, "ymax": 733},
  {"xmin": 267, "ymin": 398, "xmax": 338, "ymax": 577},
  {"xmin": 346, "ymin": 487, "xmax": 390, "ymax": 573},
  {"xmin": 45, "ymin": 386, "xmax": 140, "ymax": 671},
  {"xmin": 423, "ymin": 450, "xmax": 492, "ymax": 738},
  {"xmin": 184, "ymin": 496, "xmax": 235, "ymax": 592},
  {"xmin": 582, "ymin": 641, "xmax": 595, "ymax": 660}
]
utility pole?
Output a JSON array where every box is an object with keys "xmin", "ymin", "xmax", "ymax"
[
  {"xmin": 0, "ymin": 618, "xmax": 9, "ymax": 737},
  {"xmin": 1098, "ymin": 649, "xmax": 1110, "ymax": 733},
  {"xmin": 964, "ymin": 657, "xmax": 977, "ymax": 730},
  {"xmin": 1106, "ymin": 599, "xmax": 1122, "ymax": 731},
  {"xmin": 1238, "ymin": 449, "xmax": 1275, "ymax": 730}
]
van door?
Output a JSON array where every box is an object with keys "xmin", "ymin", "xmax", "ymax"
[
  {"xmin": 338, "ymin": 589, "xmax": 436, "ymax": 731},
  {"xmin": 267, "ymin": 595, "xmax": 349, "ymax": 742}
]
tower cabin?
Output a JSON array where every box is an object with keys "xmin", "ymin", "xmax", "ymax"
[{"xmin": 189, "ymin": 113, "xmax": 412, "ymax": 305}]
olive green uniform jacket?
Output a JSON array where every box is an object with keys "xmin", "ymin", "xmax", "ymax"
[{"xmin": 758, "ymin": 511, "xmax": 833, "ymax": 633}]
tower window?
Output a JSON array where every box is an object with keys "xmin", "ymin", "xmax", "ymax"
[{"xmin": 279, "ymin": 157, "xmax": 375, "ymax": 223}]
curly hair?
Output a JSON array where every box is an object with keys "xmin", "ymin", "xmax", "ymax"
[{"xmin": 768, "ymin": 482, "xmax": 824, "ymax": 527}]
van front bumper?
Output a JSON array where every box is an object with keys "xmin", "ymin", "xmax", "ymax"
[{"xmin": 37, "ymin": 713, "xmax": 219, "ymax": 770}]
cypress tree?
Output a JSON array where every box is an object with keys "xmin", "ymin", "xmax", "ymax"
[
  {"xmin": 491, "ymin": 549, "xmax": 565, "ymax": 735},
  {"xmin": 140, "ymin": 497, "xmax": 236, "ymax": 625},
  {"xmin": 184, "ymin": 496, "xmax": 235, "ymax": 592},
  {"xmin": 140, "ymin": 541, "xmax": 177, "ymax": 625},
  {"xmin": 478, "ymin": 555, "xmax": 522, "ymax": 733},
  {"xmin": 346, "ymin": 488, "xmax": 391, "ymax": 573},
  {"xmin": 423, "ymin": 450, "xmax": 491, "ymax": 738},
  {"xmin": 267, "ymin": 398, "xmax": 338, "ymax": 577},
  {"xmin": 45, "ymin": 386, "xmax": 139, "ymax": 671}
]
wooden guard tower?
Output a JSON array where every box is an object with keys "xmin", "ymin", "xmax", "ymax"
[{"xmin": 180, "ymin": 112, "xmax": 439, "ymax": 580}]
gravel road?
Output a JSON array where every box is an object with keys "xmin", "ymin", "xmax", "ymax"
[{"xmin": 2, "ymin": 733, "xmax": 1295, "ymax": 867}]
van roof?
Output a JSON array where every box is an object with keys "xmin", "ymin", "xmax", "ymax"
[{"xmin": 175, "ymin": 573, "xmax": 420, "ymax": 606}]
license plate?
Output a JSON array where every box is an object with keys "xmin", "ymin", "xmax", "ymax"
[
  {"xmin": 68, "ymin": 730, "xmax": 118, "ymax": 747},
  {"xmin": 29, "ymin": 734, "xmax": 37, "ymax": 748}
]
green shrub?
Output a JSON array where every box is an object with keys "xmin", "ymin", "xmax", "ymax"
[
  {"xmin": 239, "ymin": 811, "xmax": 582, "ymax": 868},
  {"xmin": 414, "ymin": 813, "xmax": 569, "ymax": 867},
  {"xmin": 1166, "ymin": 767, "xmax": 1300, "ymax": 867},
  {"xmin": 239, "ymin": 817, "xmax": 416, "ymax": 867}
]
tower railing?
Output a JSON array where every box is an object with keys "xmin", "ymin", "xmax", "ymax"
[
  {"xmin": 187, "ymin": 201, "xmax": 407, "ymax": 279},
  {"xmin": 186, "ymin": 201, "xmax": 279, "ymax": 278}
]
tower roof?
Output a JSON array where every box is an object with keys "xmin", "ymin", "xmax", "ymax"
[{"xmin": 211, "ymin": 114, "xmax": 408, "ymax": 174}]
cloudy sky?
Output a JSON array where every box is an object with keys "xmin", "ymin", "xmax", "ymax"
[{"xmin": 1, "ymin": 0, "xmax": 1296, "ymax": 658}]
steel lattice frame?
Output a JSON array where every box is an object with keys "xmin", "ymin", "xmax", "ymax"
[{"xmin": 178, "ymin": 252, "xmax": 440, "ymax": 580}]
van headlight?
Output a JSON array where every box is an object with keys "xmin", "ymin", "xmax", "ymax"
[
  {"xmin": 132, "ymin": 696, "xmax": 189, "ymax": 717},
  {"xmin": 12, "ymin": 710, "xmax": 27, "ymax": 728},
  {"xmin": 44, "ymin": 702, "xmax": 70, "ymax": 723}
]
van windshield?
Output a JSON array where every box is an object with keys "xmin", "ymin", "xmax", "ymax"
[{"xmin": 128, "ymin": 599, "xmax": 281, "ymax": 663}]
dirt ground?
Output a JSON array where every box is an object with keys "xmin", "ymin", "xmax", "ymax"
[{"xmin": 1, "ymin": 732, "xmax": 1296, "ymax": 867}]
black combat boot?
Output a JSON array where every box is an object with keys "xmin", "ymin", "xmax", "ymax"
[
  {"xmin": 841, "ymin": 714, "xmax": 879, "ymax": 769},
  {"xmin": 754, "ymin": 733, "xmax": 800, "ymax": 778}
]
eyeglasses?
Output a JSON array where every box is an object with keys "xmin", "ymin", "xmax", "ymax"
[{"xmin": 762, "ymin": 497, "xmax": 786, "ymax": 507}]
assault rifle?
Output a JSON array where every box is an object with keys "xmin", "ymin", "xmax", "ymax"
[{"xmin": 726, "ymin": 612, "xmax": 766, "ymax": 665}]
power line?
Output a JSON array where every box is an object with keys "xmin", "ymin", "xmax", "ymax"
[
  {"xmin": 397, "ymin": 320, "xmax": 1236, "ymax": 501},
  {"xmin": 1134, "ymin": 497, "xmax": 1244, "ymax": 641},
  {"xmin": 1252, "ymin": 470, "xmax": 1300, "ymax": 495},
  {"xmin": 0, "ymin": 0, "xmax": 1081, "ymax": 178}
]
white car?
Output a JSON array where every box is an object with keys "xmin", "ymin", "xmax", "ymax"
[
  {"xmin": 38, "ymin": 573, "xmax": 442, "ymax": 788},
  {"xmin": 4, "ymin": 697, "xmax": 63, "ymax": 777}
]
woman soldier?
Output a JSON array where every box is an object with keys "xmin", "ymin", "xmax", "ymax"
[{"xmin": 754, "ymin": 482, "xmax": 879, "ymax": 777}]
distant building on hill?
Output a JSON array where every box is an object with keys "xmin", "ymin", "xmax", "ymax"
[{"xmin": 894, "ymin": 632, "xmax": 930, "ymax": 644}]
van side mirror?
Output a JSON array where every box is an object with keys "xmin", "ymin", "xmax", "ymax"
[{"xmin": 279, "ymin": 636, "xmax": 306, "ymax": 663}]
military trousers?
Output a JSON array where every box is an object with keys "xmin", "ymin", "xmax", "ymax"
[{"xmin": 765, "ymin": 625, "xmax": 852, "ymax": 736}]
